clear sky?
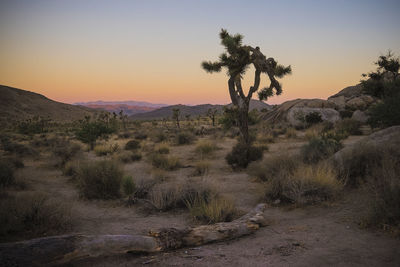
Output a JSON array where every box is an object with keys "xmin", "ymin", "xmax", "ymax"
[{"xmin": 1, "ymin": 0, "xmax": 399, "ymax": 105}]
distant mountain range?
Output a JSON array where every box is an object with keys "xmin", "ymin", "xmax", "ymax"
[
  {"xmin": 129, "ymin": 100, "xmax": 271, "ymax": 120},
  {"xmin": 75, "ymin": 100, "xmax": 169, "ymax": 116}
]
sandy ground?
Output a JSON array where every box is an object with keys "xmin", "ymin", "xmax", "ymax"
[{"xmin": 11, "ymin": 133, "xmax": 400, "ymax": 266}]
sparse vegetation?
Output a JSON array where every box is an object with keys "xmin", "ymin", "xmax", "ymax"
[
  {"xmin": 0, "ymin": 159, "xmax": 15, "ymax": 187},
  {"xmin": 193, "ymin": 160, "xmax": 211, "ymax": 176},
  {"xmin": 195, "ymin": 140, "xmax": 217, "ymax": 158},
  {"xmin": 175, "ymin": 131, "xmax": 194, "ymax": 145},
  {"xmin": 301, "ymin": 136, "xmax": 342, "ymax": 164},
  {"xmin": 122, "ymin": 175, "xmax": 136, "ymax": 196},
  {"xmin": 226, "ymin": 139, "xmax": 263, "ymax": 169},
  {"xmin": 94, "ymin": 143, "xmax": 119, "ymax": 156},
  {"xmin": 149, "ymin": 153, "xmax": 181, "ymax": 171},
  {"xmin": 125, "ymin": 139, "xmax": 141, "ymax": 150}
]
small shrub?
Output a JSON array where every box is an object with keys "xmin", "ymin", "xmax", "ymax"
[
  {"xmin": 195, "ymin": 140, "xmax": 217, "ymax": 158},
  {"xmin": 264, "ymin": 162, "xmax": 342, "ymax": 205},
  {"xmin": 122, "ymin": 175, "xmax": 136, "ymax": 196},
  {"xmin": 151, "ymin": 130, "xmax": 167, "ymax": 143},
  {"xmin": 248, "ymin": 155, "xmax": 300, "ymax": 182},
  {"xmin": 94, "ymin": 143, "xmax": 119, "ymax": 156},
  {"xmin": 134, "ymin": 133, "xmax": 148, "ymax": 140},
  {"xmin": 0, "ymin": 160, "xmax": 15, "ymax": 187},
  {"xmin": 77, "ymin": 160, "xmax": 123, "ymax": 199},
  {"xmin": 334, "ymin": 118, "xmax": 362, "ymax": 136},
  {"xmin": 0, "ymin": 193, "xmax": 72, "ymax": 242},
  {"xmin": 125, "ymin": 139, "xmax": 141, "ymax": 150},
  {"xmin": 175, "ymin": 131, "xmax": 194, "ymax": 145},
  {"xmin": 305, "ymin": 112, "xmax": 323, "ymax": 125},
  {"xmin": 52, "ymin": 140, "xmax": 81, "ymax": 167},
  {"xmin": 155, "ymin": 143, "xmax": 170, "ymax": 154},
  {"xmin": 301, "ymin": 136, "xmax": 342, "ymax": 164},
  {"xmin": 364, "ymin": 154, "xmax": 400, "ymax": 231},
  {"xmin": 62, "ymin": 161, "xmax": 80, "ymax": 177},
  {"xmin": 186, "ymin": 195, "xmax": 237, "ymax": 224},
  {"xmin": 226, "ymin": 141, "xmax": 263, "ymax": 169},
  {"xmin": 149, "ymin": 154, "xmax": 181, "ymax": 171},
  {"xmin": 117, "ymin": 151, "xmax": 142, "ymax": 163},
  {"xmin": 194, "ymin": 160, "xmax": 211, "ymax": 176},
  {"xmin": 285, "ymin": 128, "xmax": 297, "ymax": 138}
]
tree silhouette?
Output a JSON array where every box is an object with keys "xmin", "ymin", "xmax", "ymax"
[
  {"xmin": 202, "ymin": 29, "xmax": 291, "ymax": 166},
  {"xmin": 172, "ymin": 108, "xmax": 180, "ymax": 128}
]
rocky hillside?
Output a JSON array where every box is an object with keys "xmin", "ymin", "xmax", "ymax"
[
  {"xmin": 263, "ymin": 83, "xmax": 377, "ymax": 126},
  {"xmin": 130, "ymin": 100, "xmax": 271, "ymax": 120},
  {"xmin": 0, "ymin": 85, "xmax": 95, "ymax": 124}
]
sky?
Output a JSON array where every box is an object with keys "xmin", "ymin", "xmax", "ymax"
[{"xmin": 0, "ymin": 0, "xmax": 399, "ymax": 105}]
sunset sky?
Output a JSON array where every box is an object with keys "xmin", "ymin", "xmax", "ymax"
[{"xmin": 1, "ymin": 0, "xmax": 399, "ymax": 105}]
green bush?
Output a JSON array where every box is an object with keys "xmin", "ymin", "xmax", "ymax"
[
  {"xmin": 368, "ymin": 92, "xmax": 400, "ymax": 128},
  {"xmin": 77, "ymin": 160, "xmax": 123, "ymax": 199},
  {"xmin": 125, "ymin": 139, "xmax": 141, "ymax": 150},
  {"xmin": 226, "ymin": 141, "xmax": 263, "ymax": 169},
  {"xmin": 75, "ymin": 118, "xmax": 117, "ymax": 150},
  {"xmin": 305, "ymin": 112, "xmax": 323, "ymax": 125},
  {"xmin": 122, "ymin": 175, "xmax": 136, "ymax": 196},
  {"xmin": 301, "ymin": 136, "xmax": 342, "ymax": 164}
]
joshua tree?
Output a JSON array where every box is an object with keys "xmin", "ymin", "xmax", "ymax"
[
  {"xmin": 207, "ymin": 108, "xmax": 218, "ymax": 126},
  {"xmin": 202, "ymin": 29, "xmax": 291, "ymax": 166},
  {"xmin": 172, "ymin": 108, "xmax": 181, "ymax": 128}
]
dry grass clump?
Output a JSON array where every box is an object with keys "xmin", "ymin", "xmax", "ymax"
[
  {"xmin": 94, "ymin": 143, "xmax": 119, "ymax": 156},
  {"xmin": 248, "ymin": 154, "xmax": 299, "ymax": 182},
  {"xmin": 0, "ymin": 192, "xmax": 72, "ymax": 242},
  {"xmin": 264, "ymin": 161, "xmax": 342, "ymax": 205},
  {"xmin": 149, "ymin": 153, "xmax": 181, "ymax": 171},
  {"xmin": 193, "ymin": 160, "xmax": 211, "ymax": 176},
  {"xmin": 155, "ymin": 143, "xmax": 170, "ymax": 154},
  {"xmin": 175, "ymin": 131, "xmax": 195, "ymax": 145},
  {"xmin": 195, "ymin": 139, "xmax": 217, "ymax": 158},
  {"xmin": 364, "ymin": 154, "xmax": 400, "ymax": 232},
  {"xmin": 52, "ymin": 138, "xmax": 82, "ymax": 167},
  {"xmin": 285, "ymin": 127, "xmax": 297, "ymax": 138},
  {"xmin": 334, "ymin": 118, "xmax": 362, "ymax": 136},
  {"xmin": 186, "ymin": 195, "xmax": 237, "ymax": 224},
  {"xmin": 77, "ymin": 160, "xmax": 123, "ymax": 199},
  {"xmin": 116, "ymin": 151, "xmax": 142, "ymax": 163}
]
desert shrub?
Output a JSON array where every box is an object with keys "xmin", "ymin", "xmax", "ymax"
[
  {"xmin": 151, "ymin": 169, "xmax": 168, "ymax": 182},
  {"xmin": 118, "ymin": 131, "xmax": 132, "ymax": 139},
  {"xmin": 0, "ymin": 193, "xmax": 72, "ymax": 242},
  {"xmin": 149, "ymin": 154, "xmax": 181, "ymax": 171},
  {"xmin": 149, "ymin": 181, "xmax": 214, "ymax": 211},
  {"xmin": 285, "ymin": 127, "xmax": 297, "ymax": 138},
  {"xmin": 1, "ymin": 155, "xmax": 24, "ymax": 169},
  {"xmin": 175, "ymin": 131, "xmax": 195, "ymax": 145},
  {"xmin": 264, "ymin": 162, "xmax": 342, "ymax": 205},
  {"xmin": 151, "ymin": 130, "xmax": 167, "ymax": 143},
  {"xmin": 77, "ymin": 160, "xmax": 123, "ymax": 199},
  {"xmin": 0, "ymin": 136, "xmax": 37, "ymax": 156},
  {"xmin": 301, "ymin": 136, "xmax": 342, "ymax": 164},
  {"xmin": 52, "ymin": 140, "xmax": 81, "ymax": 167},
  {"xmin": 339, "ymin": 110, "xmax": 354, "ymax": 119},
  {"xmin": 63, "ymin": 161, "xmax": 80, "ymax": 177},
  {"xmin": 248, "ymin": 155, "xmax": 300, "ymax": 182},
  {"xmin": 226, "ymin": 141, "xmax": 263, "ymax": 169},
  {"xmin": 133, "ymin": 176, "xmax": 157, "ymax": 199},
  {"xmin": 195, "ymin": 140, "xmax": 217, "ymax": 158},
  {"xmin": 125, "ymin": 139, "xmax": 141, "ymax": 150},
  {"xmin": 117, "ymin": 151, "xmax": 142, "ymax": 163},
  {"xmin": 364, "ymin": 154, "xmax": 400, "ymax": 231},
  {"xmin": 257, "ymin": 134, "xmax": 275, "ymax": 144},
  {"xmin": 155, "ymin": 143, "xmax": 170, "ymax": 154},
  {"xmin": 335, "ymin": 143, "xmax": 400, "ymax": 188},
  {"xmin": 94, "ymin": 143, "xmax": 119, "ymax": 156},
  {"xmin": 368, "ymin": 92, "xmax": 400, "ymax": 128},
  {"xmin": 0, "ymin": 160, "xmax": 15, "ymax": 187},
  {"xmin": 186, "ymin": 195, "xmax": 237, "ymax": 224},
  {"xmin": 17, "ymin": 116, "xmax": 50, "ymax": 135},
  {"xmin": 193, "ymin": 160, "xmax": 211, "ymax": 176},
  {"xmin": 122, "ymin": 175, "xmax": 136, "ymax": 196},
  {"xmin": 334, "ymin": 118, "xmax": 362, "ymax": 136},
  {"xmin": 75, "ymin": 119, "xmax": 117, "ymax": 150},
  {"xmin": 305, "ymin": 112, "xmax": 323, "ymax": 125},
  {"xmin": 134, "ymin": 132, "xmax": 148, "ymax": 140}
]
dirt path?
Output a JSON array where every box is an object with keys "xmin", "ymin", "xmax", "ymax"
[{"xmin": 77, "ymin": 196, "xmax": 400, "ymax": 266}]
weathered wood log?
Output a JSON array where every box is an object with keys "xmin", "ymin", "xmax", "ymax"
[{"xmin": 0, "ymin": 203, "xmax": 268, "ymax": 266}]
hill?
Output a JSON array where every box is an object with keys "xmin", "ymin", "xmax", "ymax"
[
  {"xmin": 78, "ymin": 104, "xmax": 158, "ymax": 116},
  {"xmin": 0, "ymin": 85, "xmax": 95, "ymax": 124},
  {"xmin": 130, "ymin": 100, "xmax": 271, "ymax": 120}
]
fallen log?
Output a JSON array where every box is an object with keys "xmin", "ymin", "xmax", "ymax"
[{"xmin": 0, "ymin": 203, "xmax": 268, "ymax": 266}]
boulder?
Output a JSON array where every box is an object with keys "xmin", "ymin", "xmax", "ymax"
[
  {"xmin": 328, "ymin": 84, "xmax": 363, "ymax": 99},
  {"xmin": 351, "ymin": 110, "xmax": 369, "ymax": 123},
  {"xmin": 287, "ymin": 107, "xmax": 340, "ymax": 127},
  {"xmin": 345, "ymin": 95, "xmax": 375, "ymax": 110},
  {"xmin": 328, "ymin": 95, "xmax": 346, "ymax": 110}
]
